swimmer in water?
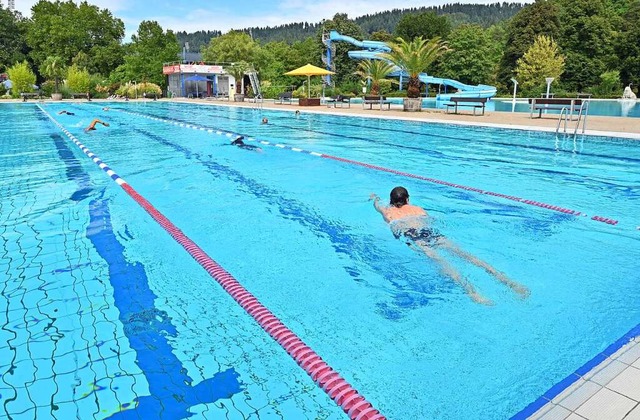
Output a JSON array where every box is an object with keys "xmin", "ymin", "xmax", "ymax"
[
  {"xmin": 261, "ymin": 117, "xmax": 268, "ymax": 124},
  {"xmin": 230, "ymin": 136, "xmax": 262, "ymax": 152},
  {"xmin": 371, "ymin": 186, "xmax": 529, "ymax": 305},
  {"xmin": 58, "ymin": 110, "xmax": 75, "ymax": 115},
  {"xmin": 84, "ymin": 119, "xmax": 109, "ymax": 132}
]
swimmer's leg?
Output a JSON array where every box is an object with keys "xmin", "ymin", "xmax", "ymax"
[
  {"xmin": 413, "ymin": 241, "xmax": 493, "ymax": 305},
  {"xmin": 438, "ymin": 239, "xmax": 529, "ymax": 298}
]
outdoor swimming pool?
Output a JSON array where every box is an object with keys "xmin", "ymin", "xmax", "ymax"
[{"xmin": 1, "ymin": 101, "xmax": 639, "ymax": 419}]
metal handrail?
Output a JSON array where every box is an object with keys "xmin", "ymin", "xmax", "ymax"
[
  {"xmin": 556, "ymin": 107, "xmax": 569, "ymax": 135},
  {"xmin": 573, "ymin": 100, "xmax": 590, "ymax": 137}
]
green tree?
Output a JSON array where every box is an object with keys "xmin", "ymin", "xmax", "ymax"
[
  {"xmin": 226, "ymin": 61, "xmax": 250, "ymax": 95},
  {"xmin": 395, "ymin": 11, "xmax": 451, "ymax": 41},
  {"xmin": 590, "ymin": 70, "xmax": 621, "ymax": 97},
  {"xmin": 380, "ymin": 37, "xmax": 448, "ymax": 98},
  {"xmin": 515, "ymin": 35, "xmax": 564, "ymax": 93},
  {"xmin": 65, "ymin": 64, "xmax": 91, "ymax": 94},
  {"xmin": 41, "ymin": 56, "xmax": 66, "ymax": 93},
  {"xmin": 0, "ymin": 8, "xmax": 28, "ymax": 68},
  {"xmin": 7, "ymin": 61, "xmax": 36, "ymax": 98},
  {"xmin": 497, "ymin": 1, "xmax": 561, "ymax": 90},
  {"xmin": 438, "ymin": 24, "xmax": 498, "ymax": 85},
  {"xmin": 114, "ymin": 21, "xmax": 179, "ymax": 88},
  {"xmin": 201, "ymin": 31, "xmax": 259, "ymax": 64},
  {"xmin": 26, "ymin": 0, "xmax": 124, "ymax": 74},
  {"xmin": 370, "ymin": 30, "xmax": 395, "ymax": 43},
  {"xmin": 555, "ymin": 0, "xmax": 620, "ymax": 91},
  {"xmin": 614, "ymin": 0, "xmax": 640, "ymax": 86},
  {"xmin": 354, "ymin": 59, "xmax": 396, "ymax": 95}
]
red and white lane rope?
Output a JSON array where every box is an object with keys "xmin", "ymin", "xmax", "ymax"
[
  {"xmin": 38, "ymin": 105, "xmax": 385, "ymax": 420},
  {"xmin": 119, "ymin": 108, "xmax": 621, "ymax": 227}
]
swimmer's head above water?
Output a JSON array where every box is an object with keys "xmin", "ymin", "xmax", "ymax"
[
  {"xmin": 390, "ymin": 186, "xmax": 410, "ymax": 208},
  {"xmin": 231, "ymin": 136, "xmax": 245, "ymax": 146}
]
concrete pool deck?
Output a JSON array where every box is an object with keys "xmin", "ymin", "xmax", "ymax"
[{"xmin": 174, "ymin": 97, "xmax": 640, "ymax": 139}]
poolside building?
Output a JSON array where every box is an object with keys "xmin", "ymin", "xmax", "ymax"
[{"xmin": 163, "ymin": 62, "xmax": 236, "ymax": 98}]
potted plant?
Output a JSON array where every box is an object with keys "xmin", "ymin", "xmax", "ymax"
[
  {"xmin": 41, "ymin": 56, "xmax": 66, "ymax": 101},
  {"xmin": 227, "ymin": 61, "xmax": 249, "ymax": 102},
  {"xmin": 379, "ymin": 37, "xmax": 448, "ymax": 111}
]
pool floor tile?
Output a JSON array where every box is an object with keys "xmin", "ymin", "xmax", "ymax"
[{"xmin": 574, "ymin": 388, "xmax": 636, "ymax": 420}]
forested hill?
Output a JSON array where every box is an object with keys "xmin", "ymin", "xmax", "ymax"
[
  {"xmin": 355, "ymin": 2, "xmax": 526, "ymax": 34},
  {"xmin": 177, "ymin": 2, "xmax": 526, "ymax": 49}
]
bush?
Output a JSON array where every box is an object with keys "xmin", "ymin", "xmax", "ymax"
[
  {"xmin": 7, "ymin": 61, "xmax": 36, "ymax": 98},
  {"xmin": 115, "ymin": 82, "xmax": 161, "ymax": 98},
  {"xmin": 40, "ymin": 80, "xmax": 55, "ymax": 97},
  {"xmin": 66, "ymin": 65, "xmax": 91, "ymax": 94}
]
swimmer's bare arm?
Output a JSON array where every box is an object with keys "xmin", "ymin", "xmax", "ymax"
[{"xmin": 369, "ymin": 193, "xmax": 392, "ymax": 222}]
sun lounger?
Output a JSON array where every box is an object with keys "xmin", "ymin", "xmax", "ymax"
[
  {"xmin": 326, "ymin": 95, "xmax": 351, "ymax": 108},
  {"xmin": 275, "ymin": 92, "xmax": 293, "ymax": 105}
]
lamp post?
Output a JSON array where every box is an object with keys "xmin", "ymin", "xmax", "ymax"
[
  {"xmin": 545, "ymin": 77, "xmax": 554, "ymax": 98},
  {"xmin": 511, "ymin": 78, "xmax": 518, "ymax": 113}
]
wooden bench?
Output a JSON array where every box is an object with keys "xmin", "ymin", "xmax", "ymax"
[
  {"xmin": 326, "ymin": 95, "xmax": 351, "ymax": 108},
  {"xmin": 20, "ymin": 92, "xmax": 41, "ymax": 101},
  {"xmin": 362, "ymin": 95, "xmax": 391, "ymax": 110},
  {"xmin": 444, "ymin": 97, "xmax": 487, "ymax": 116},
  {"xmin": 71, "ymin": 92, "xmax": 91, "ymax": 100},
  {"xmin": 275, "ymin": 92, "xmax": 293, "ymax": 104},
  {"xmin": 529, "ymin": 98, "xmax": 583, "ymax": 118}
]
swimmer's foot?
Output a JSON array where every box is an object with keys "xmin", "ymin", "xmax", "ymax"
[
  {"xmin": 469, "ymin": 291, "xmax": 494, "ymax": 306},
  {"xmin": 494, "ymin": 272, "xmax": 530, "ymax": 299}
]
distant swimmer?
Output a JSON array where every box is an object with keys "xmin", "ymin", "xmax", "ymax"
[
  {"xmin": 295, "ymin": 110, "xmax": 300, "ymax": 116},
  {"xmin": 370, "ymin": 186, "xmax": 529, "ymax": 305},
  {"xmin": 58, "ymin": 110, "xmax": 75, "ymax": 115},
  {"xmin": 84, "ymin": 118, "xmax": 109, "ymax": 132},
  {"xmin": 230, "ymin": 136, "xmax": 262, "ymax": 152},
  {"xmin": 261, "ymin": 117, "xmax": 268, "ymax": 124},
  {"xmin": 102, "ymin": 107, "xmax": 110, "ymax": 111}
]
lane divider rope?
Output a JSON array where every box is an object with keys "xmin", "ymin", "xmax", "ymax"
[
  {"xmin": 37, "ymin": 105, "xmax": 386, "ymax": 420},
  {"xmin": 116, "ymin": 108, "xmax": 620, "ymax": 227}
]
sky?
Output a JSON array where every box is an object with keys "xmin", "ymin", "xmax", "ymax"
[{"xmin": 11, "ymin": 0, "xmax": 528, "ymax": 41}]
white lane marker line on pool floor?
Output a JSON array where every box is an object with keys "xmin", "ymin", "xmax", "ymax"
[{"xmin": 37, "ymin": 104, "xmax": 385, "ymax": 420}]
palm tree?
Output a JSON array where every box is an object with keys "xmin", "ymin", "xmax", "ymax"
[
  {"xmin": 41, "ymin": 56, "xmax": 66, "ymax": 95},
  {"xmin": 379, "ymin": 37, "xmax": 448, "ymax": 102},
  {"xmin": 227, "ymin": 61, "xmax": 249, "ymax": 98},
  {"xmin": 354, "ymin": 59, "xmax": 396, "ymax": 96}
]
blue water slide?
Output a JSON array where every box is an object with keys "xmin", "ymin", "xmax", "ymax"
[
  {"xmin": 327, "ymin": 30, "xmax": 497, "ymax": 101},
  {"xmin": 329, "ymin": 30, "xmax": 390, "ymax": 52}
]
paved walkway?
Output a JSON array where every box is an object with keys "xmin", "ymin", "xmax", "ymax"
[{"xmin": 530, "ymin": 337, "xmax": 640, "ymax": 420}]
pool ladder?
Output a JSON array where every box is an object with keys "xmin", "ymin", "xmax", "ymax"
[
  {"xmin": 555, "ymin": 100, "xmax": 590, "ymax": 137},
  {"xmin": 247, "ymin": 70, "xmax": 263, "ymax": 110}
]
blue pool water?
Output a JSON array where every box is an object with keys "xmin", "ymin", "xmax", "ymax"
[{"xmin": 1, "ymin": 102, "xmax": 639, "ymax": 419}]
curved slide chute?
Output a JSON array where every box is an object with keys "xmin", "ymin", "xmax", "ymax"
[{"xmin": 327, "ymin": 30, "xmax": 497, "ymax": 101}]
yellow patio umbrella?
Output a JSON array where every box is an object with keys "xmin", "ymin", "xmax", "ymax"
[{"xmin": 284, "ymin": 64, "xmax": 335, "ymax": 98}]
